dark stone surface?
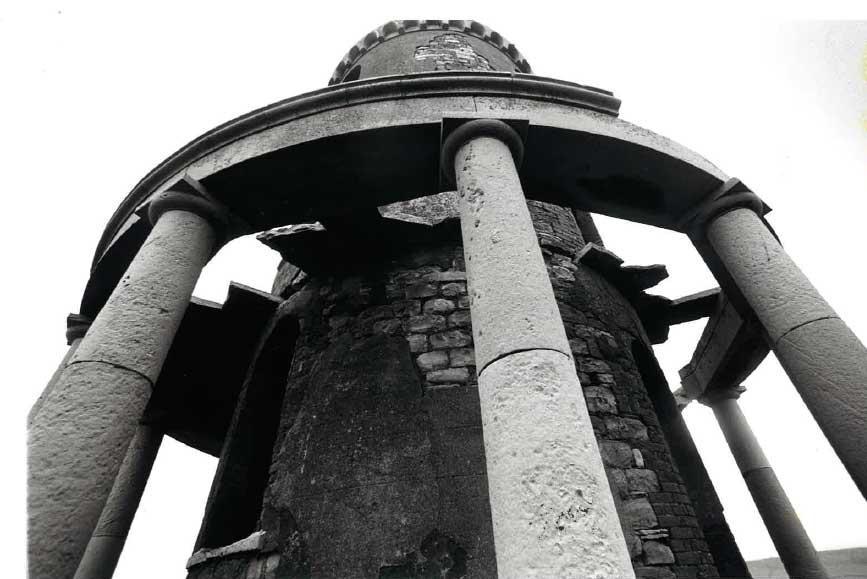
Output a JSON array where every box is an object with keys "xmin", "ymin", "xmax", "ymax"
[
  {"xmin": 378, "ymin": 529, "xmax": 469, "ymax": 578},
  {"xmin": 195, "ymin": 313, "xmax": 299, "ymax": 550},
  {"xmin": 145, "ymin": 283, "xmax": 281, "ymax": 456},
  {"xmin": 253, "ymin": 221, "xmax": 494, "ymax": 577},
  {"xmin": 633, "ymin": 341, "xmax": 751, "ymax": 578},
  {"xmin": 264, "ymin": 332, "xmax": 439, "ymax": 577},
  {"xmin": 197, "ymin": 197, "xmax": 740, "ymax": 578}
]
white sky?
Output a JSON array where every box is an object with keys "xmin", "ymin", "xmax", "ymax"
[{"xmin": 4, "ymin": 3, "xmax": 866, "ymax": 578}]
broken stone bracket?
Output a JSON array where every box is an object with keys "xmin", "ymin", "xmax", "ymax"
[{"xmin": 576, "ymin": 244, "xmax": 720, "ymax": 344}]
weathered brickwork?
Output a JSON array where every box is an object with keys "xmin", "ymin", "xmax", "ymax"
[
  {"xmin": 536, "ymin": 202, "xmax": 720, "ymax": 579},
  {"xmin": 414, "ymin": 33, "xmax": 494, "ymax": 71},
  {"xmin": 250, "ymin": 228, "xmax": 493, "ymax": 577},
  {"xmin": 189, "ymin": 199, "xmax": 733, "ymax": 578},
  {"xmin": 282, "ymin": 241, "xmax": 476, "ymax": 392}
]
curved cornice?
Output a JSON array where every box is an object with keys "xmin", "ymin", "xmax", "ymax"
[
  {"xmin": 329, "ymin": 20, "xmax": 533, "ymax": 85},
  {"xmin": 92, "ymin": 71, "xmax": 619, "ymax": 269}
]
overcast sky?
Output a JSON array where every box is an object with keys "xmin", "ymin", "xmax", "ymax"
[{"xmin": 5, "ymin": 3, "xmax": 867, "ymax": 578}]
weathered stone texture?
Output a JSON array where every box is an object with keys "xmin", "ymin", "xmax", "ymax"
[
  {"xmin": 194, "ymin": 198, "xmax": 736, "ymax": 577},
  {"xmin": 253, "ymin": 233, "xmax": 492, "ymax": 577},
  {"xmin": 535, "ymin": 200, "xmax": 722, "ymax": 579},
  {"xmin": 414, "ymin": 33, "xmax": 495, "ymax": 71}
]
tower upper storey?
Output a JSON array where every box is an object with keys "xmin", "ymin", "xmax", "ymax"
[{"xmin": 329, "ymin": 20, "xmax": 532, "ymax": 85}]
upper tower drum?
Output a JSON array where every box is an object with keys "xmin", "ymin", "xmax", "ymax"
[{"xmin": 329, "ymin": 20, "xmax": 532, "ymax": 85}]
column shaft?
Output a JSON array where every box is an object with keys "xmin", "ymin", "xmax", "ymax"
[
  {"xmin": 711, "ymin": 398, "xmax": 828, "ymax": 579},
  {"xmin": 29, "ymin": 207, "xmax": 218, "ymax": 579},
  {"xmin": 74, "ymin": 425, "xmax": 163, "ymax": 579},
  {"xmin": 450, "ymin": 124, "xmax": 634, "ymax": 578},
  {"xmin": 706, "ymin": 208, "xmax": 867, "ymax": 498},
  {"xmin": 28, "ymin": 337, "xmax": 84, "ymax": 427}
]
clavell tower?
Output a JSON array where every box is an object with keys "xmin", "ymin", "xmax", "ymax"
[{"xmin": 29, "ymin": 20, "xmax": 864, "ymax": 579}]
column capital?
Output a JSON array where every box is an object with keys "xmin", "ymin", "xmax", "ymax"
[
  {"xmin": 440, "ymin": 118, "xmax": 525, "ymax": 186},
  {"xmin": 66, "ymin": 313, "xmax": 92, "ymax": 345},
  {"xmin": 699, "ymin": 384, "xmax": 746, "ymax": 407},
  {"xmin": 147, "ymin": 176, "xmax": 233, "ymax": 238},
  {"xmin": 679, "ymin": 178, "xmax": 766, "ymax": 239}
]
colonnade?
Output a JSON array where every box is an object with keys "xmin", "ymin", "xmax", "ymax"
[
  {"xmin": 28, "ymin": 184, "xmax": 228, "ymax": 579},
  {"xmin": 699, "ymin": 387, "xmax": 828, "ymax": 579},
  {"xmin": 701, "ymin": 202, "xmax": 867, "ymax": 498},
  {"xmin": 27, "ymin": 120, "xmax": 867, "ymax": 578}
]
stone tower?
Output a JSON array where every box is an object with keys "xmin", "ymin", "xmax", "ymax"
[{"xmin": 29, "ymin": 20, "xmax": 866, "ymax": 579}]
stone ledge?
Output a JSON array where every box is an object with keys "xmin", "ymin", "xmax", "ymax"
[{"xmin": 186, "ymin": 530, "xmax": 268, "ymax": 569}]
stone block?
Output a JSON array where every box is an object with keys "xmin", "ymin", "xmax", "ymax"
[
  {"xmin": 609, "ymin": 468, "xmax": 628, "ymax": 498},
  {"xmin": 457, "ymin": 295, "xmax": 471, "ymax": 308},
  {"xmin": 417, "ymin": 351, "xmax": 449, "ymax": 372},
  {"xmin": 643, "ymin": 541, "xmax": 675, "ymax": 565},
  {"xmin": 550, "ymin": 265, "xmax": 576, "ymax": 282},
  {"xmin": 635, "ymin": 566, "xmax": 676, "ymax": 579},
  {"xmin": 405, "ymin": 314, "xmax": 446, "ymax": 333},
  {"xmin": 392, "ymin": 300, "xmax": 421, "ymax": 316},
  {"xmin": 675, "ymin": 551, "xmax": 702, "ymax": 565},
  {"xmin": 423, "ymin": 298, "xmax": 456, "ymax": 314},
  {"xmin": 372, "ymin": 319, "xmax": 402, "ymax": 335},
  {"xmin": 328, "ymin": 315, "xmax": 350, "ymax": 330},
  {"xmin": 385, "ymin": 283, "xmax": 403, "ymax": 300},
  {"xmin": 405, "ymin": 282, "xmax": 438, "ymax": 299},
  {"xmin": 583, "ymin": 386, "xmax": 617, "ymax": 414},
  {"xmin": 623, "ymin": 497, "xmax": 658, "ymax": 530},
  {"xmin": 568, "ymin": 338, "xmax": 589, "ymax": 355},
  {"xmin": 605, "ymin": 417, "xmax": 649, "ymax": 441},
  {"xmin": 427, "ymin": 367, "xmax": 470, "ymax": 384},
  {"xmin": 626, "ymin": 533, "xmax": 643, "ymax": 558},
  {"xmin": 430, "ymin": 329, "xmax": 472, "ymax": 349},
  {"xmin": 670, "ymin": 527, "xmax": 699, "ymax": 539},
  {"xmin": 599, "ymin": 441, "xmax": 633, "ymax": 468},
  {"xmin": 638, "ymin": 529, "xmax": 669, "ymax": 540},
  {"xmin": 633, "ymin": 449, "xmax": 645, "ymax": 468},
  {"xmin": 424, "ymin": 270, "xmax": 467, "ymax": 282},
  {"xmin": 447, "ymin": 310, "xmax": 472, "ymax": 328},
  {"xmin": 441, "ymin": 282, "xmax": 467, "ymax": 297},
  {"xmin": 627, "ymin": 469, "xmax": 660, "ymax": 494},
  {"xmin": 578, "ymin": 358, "xmax": 612, "ymax": 373},
  {"xmin": 425, "ymin": 382, "xmax": 462, "ymax": 390},
  {"xmin": 360, "ymin": 305, "xmax": 394, "ymax": 320},
  {"xmin": 449, "ymin": 348, "xmax": 475, "ymax": 367},
  {"xmin": 407, "ymin": 334, "xmax": 428, "ymax": 353}
]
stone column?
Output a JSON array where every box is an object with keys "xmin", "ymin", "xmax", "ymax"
[
  {"xmin": 690, "ymin": 188, "xmax": 867, "ymax": 499},
  {"xmin": 28, "ymin": 181, "xmax": 228, "ymax": 579},
  {"xmin": 442, "ymin": 119, "xmax": 634, "ymax": 578},
  {"xmin": 28, "ymin": 314, "xmax": 92, "ymax": 427},
  {"xmin": 700, "ymin": 386, "xmax": 828, "ymax": 579},
  {"xmin": 73, "ymin": 424, "xmax": 163, "ymax": 579}
]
